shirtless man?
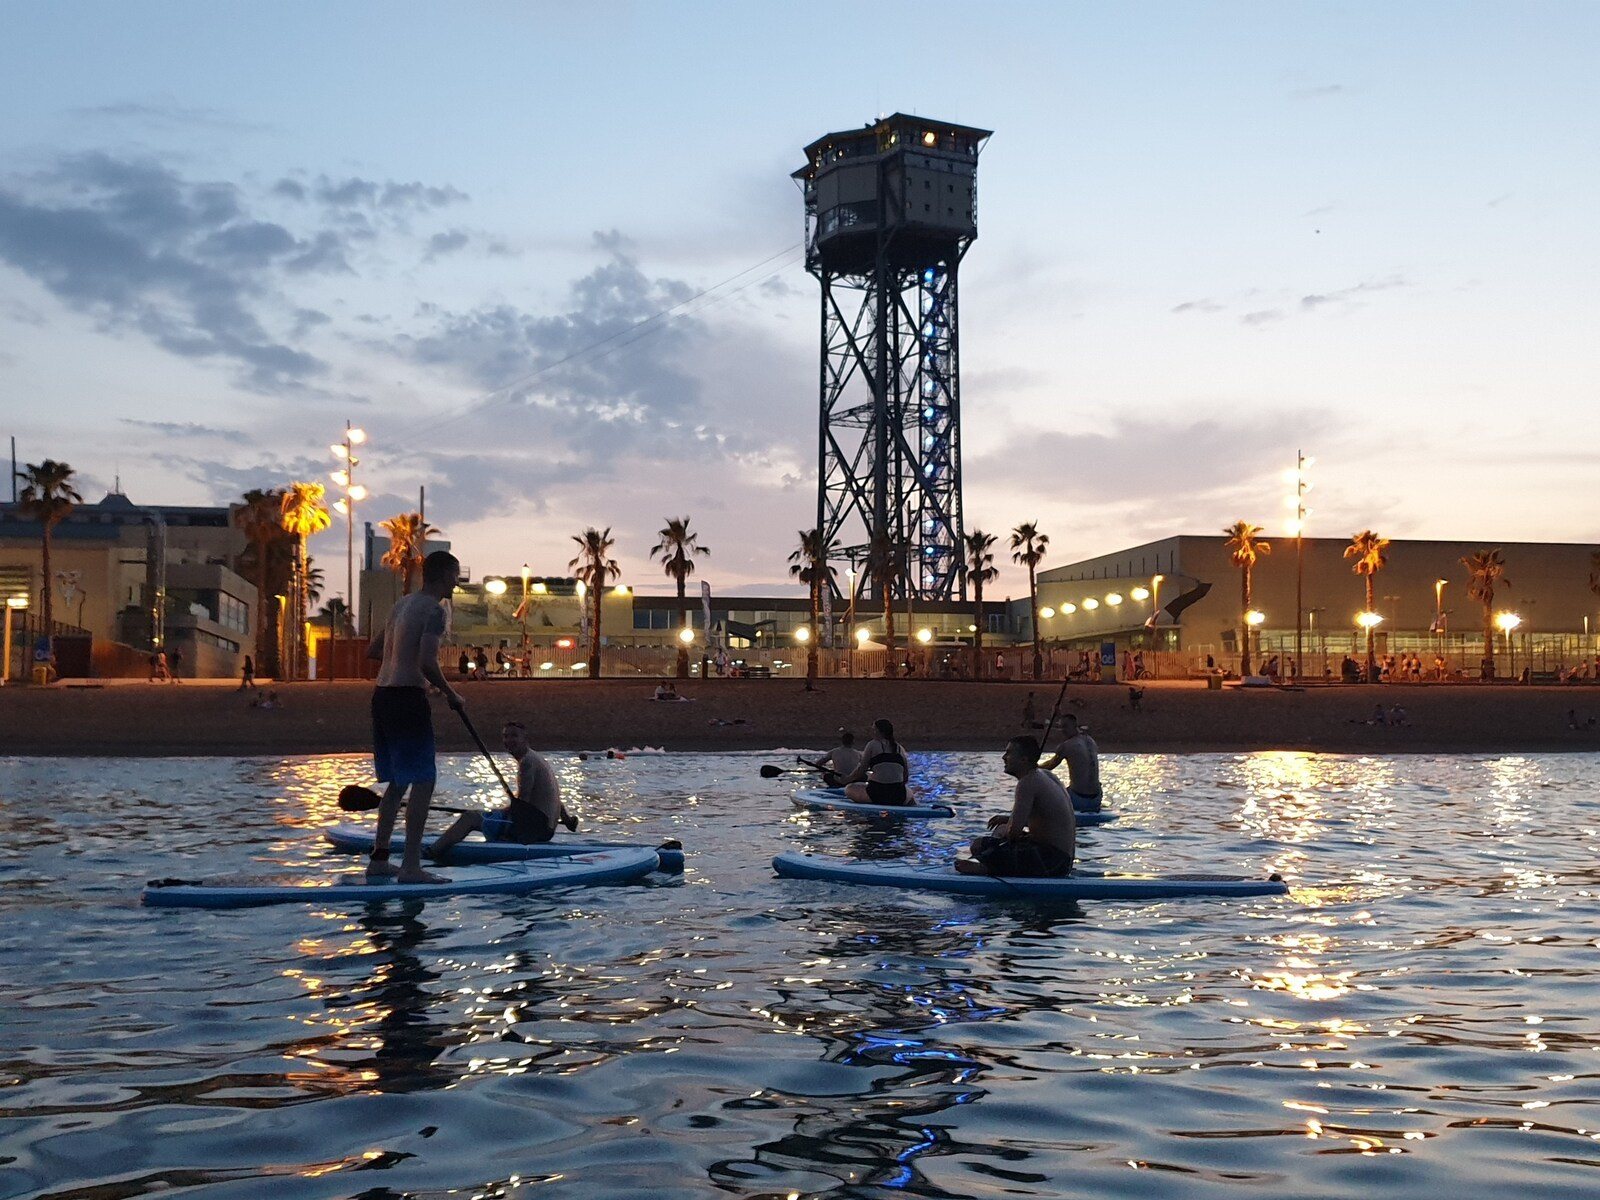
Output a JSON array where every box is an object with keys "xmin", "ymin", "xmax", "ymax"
[
  {"xmin": 427, "ymin": 720, "xmax": 577, "ymax": 860},
  {"xmin": 1038, "ymin": 712, "xmax": 1102, "ymax": 812},
  {"xmin": 365, "ymin": 550, "xmax": 463, "ymax": 883},
  {"xmin": 957, "ymin": 735, "xmax": 1076, "ymax": 877},
  {"xmin": 807, "ymin": 728, "xmax": 863, "ymax": 788}
]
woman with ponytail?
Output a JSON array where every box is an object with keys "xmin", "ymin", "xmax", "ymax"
[{"xmin": 842, "ymin": 717, "xmax": 912, "ymax": 806}]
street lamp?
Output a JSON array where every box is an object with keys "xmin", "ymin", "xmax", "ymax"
[
  {"xmin": 1495, "ymin": 611, "xmax": 1522, "ymax": 680},
  {"xmin": 329, "ymin": 422, "xmax": 368, "ymax": 676},
  {"xmin": 1245, "ymin": 610, "xmax": 1266, "ymax": 672},
  {"xmin": 1285, "ymin": 452, "xmax": 1312, "ymax": 679},
  {"xmin": 794, "ymin": 626, "xmax": 811, "ymax": 644},
  {"xmin": 2, "ymin": 595, "xmax": 28, "ymax": 686},
  {"xmin": 1039, "ymin": 606, "xmax": 1055, "ymax": 620},
  {"xmin": 916, "ymin": 627, "xmax": 933, "ymax": 644}
]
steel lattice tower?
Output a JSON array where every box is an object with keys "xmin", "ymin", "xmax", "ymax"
[{"xmin": 794, "ymin": 114, "xmax": 990, "ymax": 602}]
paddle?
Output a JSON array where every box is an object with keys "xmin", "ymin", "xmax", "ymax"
[
  {"xmin": 337, "ymin": 784, "xmax": 474, "ymax": 816},
  {"xmin": 760, "ymin": 764, "xmax": 818, "ymax": 778},
  {"xmin": 1037, "ymin": 674, "xmax": 1073, "ymax": 750}
]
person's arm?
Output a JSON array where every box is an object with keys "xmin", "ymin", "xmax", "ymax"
[
  {"xmin": 1006, "ymin": 777, "xmax": 1037, "ymax": 841},
  {"xmin": 366, "ymin": 626, "xmax": 386, "ymax": 661},
  {"xmin": 418, "ymin": 613, "xmax": 462, "ymax": 707},
  {"xmin": 840, "ymin": 744, "xmax": 871, "ymax": 785},
  {"xmin": 1038, "ymin": 742, "xmax": 1065, "ymax": 771}
]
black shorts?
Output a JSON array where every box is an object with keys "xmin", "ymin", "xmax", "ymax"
[
  {"xmin": 970, "ymin": 835, "xmax": 1073, "ymax": 878},
  {"xmin": 371, "ymin": 687, "xmax": 435, "ymax": 785},
  {"xmin": 865, "ymin": 779, "xmax": 909, "ymax": 806}
]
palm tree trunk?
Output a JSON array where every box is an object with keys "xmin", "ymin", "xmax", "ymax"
[
  {"xmin": 1029, "ymin": 564, "xmax": 1042, "ymax": 680},
  {"xmin": 972, "ymin": 581, "xmax": 985, "ymax": 679},
  {"xmin": 40, "ymin": 524, "xmax": 54, "ymax": 637},
  {"xmin": 806, "ymin": 577, "xmax": 819, "ymax": 688},
  {"xmin": 1365, "ymin": 576, "xmax": 1377, "ymax": 681},
  {"xmin": 883, "ymin": 590, "xmax": 896, "ymax": 675},
  {"xmin": 589, "ymin": 585, "xmax": 602, "ymax": 678},
  {"xmin": 1483, "ymin": 605, "xmax": 1494, "ymax": 677},
  {"xmin": 1240, "ymin": 568, "xmax": 1252, "ymax": 676},
  {"xmin": 675, "ymin": 576, "xmax": 689, "ymax": 679},
  {"xmin": 253, "ymin": 542, "xmax": 270, "ymax": 674}
]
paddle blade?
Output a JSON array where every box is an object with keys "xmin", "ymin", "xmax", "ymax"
[
  {"xmin": 759, "ymin": 765, "xmax": 785, "ymax": 778},
  {"xmin": 337, "ymin": 784, "xmax": 384, "ymax": 812}
]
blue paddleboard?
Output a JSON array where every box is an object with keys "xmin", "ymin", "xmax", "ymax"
[
  {"xmin": 322, "ymin": 823, "xmax": 685, "ymax": 873},
  {"xmin": 791, "ymin": 787, "xmax": 954, "ymax": 820},
  {"xmin": 790, "ymin": 788, "xmax": 1117, "ymax": 826},
  {"xmin": 144, "ymin": 847, "xmax": 663, "ymax": 909},
  {"xmin": 772, "ymin": 851, "xmax": 1288, "ymax": 900}
]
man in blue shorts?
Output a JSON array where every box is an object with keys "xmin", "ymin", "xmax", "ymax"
[
  {"xmin": 427, "ymin": 720, "xmax": 578, "ymax": 860},
  {"xmin": 366, "ymin": 550, "xmax": 463, "ymax": 884},
  {"xmin": 1037, "ymin": 712, "xmax": 1103, "ymax": 812}
]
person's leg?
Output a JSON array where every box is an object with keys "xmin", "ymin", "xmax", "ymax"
[
  {"xmin": 367, "ymin": 782, "xmax": 406, "ymax": 877},
  {"xmin": 843, "ymin": 782, "xmax": 871, "ymax": 803},
  {"xmin": 428, "ymin": 810, "xmax": 483, "ymax": 862},
  {"xmin": 397, "ymin": 779, "xmax": 446, "ymax": 883}
]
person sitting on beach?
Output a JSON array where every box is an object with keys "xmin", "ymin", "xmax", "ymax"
[
  {"xmin": 1037, "ymin": 712, "xmax": 1102, "ymax": 812},
  {"xmin": 956, "ymin": 736, "xmax": 1075, "ymax": 878},
  {"xmin": 654, "ymin": 680, "xmax": 672, "ymax": 700},
  {"xmin": 841, "ymin": 718, "xmax": 912, "ymax": 806},
  {"xmin": 1368, "ymin": 703, "xmax": 1387, "ymax": 725},
  {"xmin": 808, "ymin": 728, "xmax": 863, "ymax": 788},
  {"xmin": 428, "ymin": 720, "xmax": 578, "ymax": 861},
  {"xmin": 1388, "ymin": 704, "xmax": 1408, "ymax": 727}
]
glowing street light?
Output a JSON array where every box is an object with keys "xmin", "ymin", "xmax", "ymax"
[
  {"xmin": 1106, "ymin": 592, "xmax": 1123, "ymax": 605},
  {"xmin": 1061, "ymin": 603, "xmax": 1077, "ymax": 615},
  {"xmin": 855, "ymin": 627, "xmax": 870, "ymax": 644},
  {"xmin": 678, "ymin": 626, "xmax": 696, "ymax": 645},
  {"xmin": 916, "ymin": 627, "xmax": 933, "ymax": 644},
  {"xmin": 1289, "ymin": 451, "xmax": 1312, "ymax": 677},
  {"xmin": 328, "ymin": 419, "xmax": 369, "ymax": 655},
  {"xmin": 1039, "ymin": 606, "xmax": 1055, "ymax": 619},
  {"xmin": 1496, "ymin": 611, "xmax": 1523, "ymax": 680},
  {"xmin": 1131, "ymin": 586, "xmax": 1150, "ymax": 601},
  {"xmin": 794, "ymin": 626, "xmax": 811, "ymax": 644},
  {"xmin": 1082, "ymin": 597, "xmax": 1099, "ymax": 611},
  {"xmin": 483, "ymin": 578, "xmax": 508, "ymax": 596}
]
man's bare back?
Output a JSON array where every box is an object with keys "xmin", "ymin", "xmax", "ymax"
[
  {"xmin": 373, "ymin": 593, "xmax": 449, "ymax": 688},
  {"xmin": 1007, "ymin": 767, "xmax": 1077, "ymax": 859}
]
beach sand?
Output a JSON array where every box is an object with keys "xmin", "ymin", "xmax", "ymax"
[{"xmin": 3, "ymin": 678, "xmax": 1599, "ymax": 757}]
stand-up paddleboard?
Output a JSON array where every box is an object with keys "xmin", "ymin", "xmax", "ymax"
[
  {"xmin": 144, "ymin": 847, "xmax": 662, "ymax": 909},
  {"xmin": 792, "ymin": 787, "xmax": 955, "ymax": 820},
  {"xmin": 772, "ymin": 851, "xmax": 1288, "ymax": 900},
  {"xmin": 789, "ymin": 788, "xmax": 1118, "ymax": 826},
  {"xmin": 321, "ymin": 824, "xmax": 685, "ymax": 874}
]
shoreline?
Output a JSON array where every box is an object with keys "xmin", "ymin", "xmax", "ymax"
[{"xmin": 4, "ymin": 678, "xmax": 1599, "ymax": 758}]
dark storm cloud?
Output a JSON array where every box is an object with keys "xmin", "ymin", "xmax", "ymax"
[{"xmin": 425, "ymin": 229, "xmax": 471, "ymax": 259}]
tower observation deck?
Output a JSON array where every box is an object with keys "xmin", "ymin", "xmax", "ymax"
[{"xmin": 793, "ymin": 113, "xmax": 990, "ymax": 605}]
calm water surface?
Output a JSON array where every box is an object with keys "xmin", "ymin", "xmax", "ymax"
[{"xmin": 3, "ymin": 749, "xmax": 1600, "ymax": 1199}]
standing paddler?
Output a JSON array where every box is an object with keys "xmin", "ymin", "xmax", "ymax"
[{"xmin": 365, "ymin": 550, "xmax": 463, "ymax": 884}]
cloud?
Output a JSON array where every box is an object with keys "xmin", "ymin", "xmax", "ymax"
[
  {"xmin": 68, "ymin": 100, "xmax": 267, "ymax": 133},
  {"xmin": 1172, "ymin": 297, "xmax": 1224, "ymax": 314},
  {"xmin": 1292, "ymin": 84, "xmax": 1348, "ymax": 99},
  {"xmin": 1241, "ymin": 309, "xmax": 1285, "ymax": 326},
  {"xmin": 425, "ymin": 229, "xmax": 470, "ymax": 260},
  {"xmin": 274, "ymin": 174, "xmax": 468, "ymax": 212},
  {"xmin": 1298, "ymin": 275, "xmax": 1408, "ymax": 311},
  {"xmin": 120, "ymin": 419, "xmax": 249, "ymax": 443}
]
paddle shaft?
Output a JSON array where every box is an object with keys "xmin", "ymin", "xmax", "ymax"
[
  {"xmin": 1037, "ymin": 675, "xmax": 1072, "ymax": 750},
  {"xmin": 455, "ymin": 704, "xmax": 518, "ymax": 804}
]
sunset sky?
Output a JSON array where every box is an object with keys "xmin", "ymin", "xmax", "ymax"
[{"xmin": 2, "ymin": 2, "xmax": 1595, "ymax": 600}]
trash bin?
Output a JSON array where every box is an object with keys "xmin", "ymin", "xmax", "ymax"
[
  {"xmin": 32, "ymin": 665, "xmax": 51, "ymax": 686},
  {"xmin": 1207, "ymin": 673, "xmax": 1223, "ymax": 691}
]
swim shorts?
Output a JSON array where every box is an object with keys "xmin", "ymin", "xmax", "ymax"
[
  {"xmin": 865, "ymin": 779, "xmax": 909, "ymax": 806},
  {"xmin": 481, "ymin": 806, "xmax": 556, "ymax": 845},
  {"xmin": 970, "ymin": 834, "xmax": 1073, "ymax": 878},
  {"xmin": 371, "ymin": 686, "xmax": 435, "ymax": 786},
  {"xmin": 1069, "ymin": 788, "xmax": 1102, "ymax": 813}
]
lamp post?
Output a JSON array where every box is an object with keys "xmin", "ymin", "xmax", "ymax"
[
  {"xmin": 1356, "ymin": 611, "xmax": 1383, "ymax": 681},
  {"xmin": 1246, "ymin": 609, "xmax": 1266, "ymax": 674},
  {"xmin": 1495, "ymin": 611, "xmax": 1522, "ymax": 680},
  {"xmin": 2, "ymin": 595, "xmax": 28, "ymax": 685},
  {"xmin": 330, "ymin": 423, "xmax": 368, "ymax": 680},
  {"xmin": 1285, "ymin": 452, "xmax": 1312, "ymax": 681}
]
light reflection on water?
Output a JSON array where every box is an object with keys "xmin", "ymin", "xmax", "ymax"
[{"xmin": 3, "ymin": 750, "xmax": 1600, "ymax": 1198}]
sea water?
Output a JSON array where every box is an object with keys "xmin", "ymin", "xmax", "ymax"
[{"xmin": 2, "ymin": 750, "xmax": 1599, "ymax": 1199}]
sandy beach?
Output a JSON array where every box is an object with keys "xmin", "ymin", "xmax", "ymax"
[{"xmin": 4, "ymin": 677, "xmax": 1599, "ymax": 757}]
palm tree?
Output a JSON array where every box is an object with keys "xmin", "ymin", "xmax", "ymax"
[
  {"xmin": 1223, "ymin": 521, "xmax": 1271, "ymax": 676},
  {"xmin": 15, "ymin": 460, "xmax": 83, "ymax": 641},
  {"xmin": 379, "ymin": 512, "xmax": 438, "ymax": 595},
  {"xmin": 568, "ymin": 527, "xmax": 619, "ymax": 678},
  {"xmin": 317, "ymin": 597, "xmax": 349, "ymax": 629},
  {"xmin": 651, "ymin": 516, "xmax": 710, "ymax": 679},
  {"xmin": 304, "ymin": 558, "xmax": 325, "ymax": 609},
  {"xmin": 1589, "ymin": 550, "xmax": 1600, "ymax": 605},
  {"xmin": 863, "ymin": 530, "xmax": 899, "ymax": 671},
  {"xmin": 280, "ymin": 483, "xmax": 331, "ymax": 680},
  {"xmin": 1010, "ymin": 522, "xmax": 1049, "ymax": 680},
  {"xmin": 233, "ymin": 488, "xmax": 288, "ymax": 675},
  {"xmin": 788, "ymin": 528, "xmax": 837, "ymax": 690},
  {"xmin": 1463, "ymin": 549, "xmax": 1509, "ymax": 677},
  {"xmin": 1345, "ymin": 530, "xmax": 1391, "ymax": 681},
  {"xmin": 964, "ymin": 530, "xmax": 999, "ymax": 679}
]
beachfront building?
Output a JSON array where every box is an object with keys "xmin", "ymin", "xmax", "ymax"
[
  {"xmin": 360, "ymin": 556, "xmax": 1023, "ymax": 678},
  {"xmin": 1031, "ymin": 535, "xmax": 1600, "ymax": 680},
  {"xmin": 0, "ymin": 490, "xmax": 255, "ymax": 679}
]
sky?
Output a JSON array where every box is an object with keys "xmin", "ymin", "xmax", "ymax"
[{"xmin": 1, "ymin": 1, "xmax": 1596, "ymax": 601}]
